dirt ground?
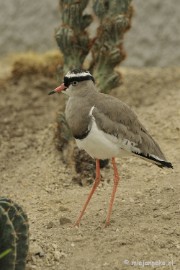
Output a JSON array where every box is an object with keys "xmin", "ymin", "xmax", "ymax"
[{"xmin": 0, "ymin": 64, "xmax": 180, "ymax": 270}]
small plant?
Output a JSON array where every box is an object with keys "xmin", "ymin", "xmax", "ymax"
[{"xmin": 0, "ymin": 198, "xmax": 29, "ymax": 270}]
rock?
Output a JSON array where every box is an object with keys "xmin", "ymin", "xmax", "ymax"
[
  {"xmin": 46, "ymin": 221, "xmax": 55, "ymax": 229},
  {"xmin": 26, "ymin": 265, "xmax": 37, "ymax": 270},
  {"xmin": 15, "ymin": 128, "xmax": 24, "ymax": 137},
  {"xmin": 54, "ymin": 251, "xmax": 61, "ymax": 261},
  {"xmin": 162, "ymin": 213, "xmax": 172, "ymax": 220},
  {"xmin": 52, "ymin": 243, "xmax": 58, "ymax": 250},
  {"xmin": 30, "ymin": 242, "xmax": 45, "ymax": 257},
  {"xmin": 53, "ymin": 250, "xmax": 67, "ymax": 261},
  {"xmin": 59, "ymin": 216, "xmax": 72, "ymax": 225},
  {"xmin": 59, "ymin": 205, "xmax": 69, "ymax": 212}
]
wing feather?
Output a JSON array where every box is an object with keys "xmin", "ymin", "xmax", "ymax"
[{"xmin": 93, "ymin": 93, "xmax": 166, "ymax": 160}]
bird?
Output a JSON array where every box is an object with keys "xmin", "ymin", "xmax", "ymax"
[{"xmin": 48, "ymin": 68, "xmax": 173, "ymax": 227}]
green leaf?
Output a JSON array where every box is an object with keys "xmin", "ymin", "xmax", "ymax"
[{"xmin": 0, "ymin": 249, "xmax": 12, "ymax": 260}]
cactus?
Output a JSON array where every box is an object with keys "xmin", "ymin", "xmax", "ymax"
[
  {"xmin": 56, "ymin": 0, "xmax": 133, "ymax": 92},
  {"xmin": 0, "ymin": 198, "xmax": 29, "ymax": 270},
  {"xmin": 91, "ymin": 0, "xmax": 133, "ymax": 92},
  {"xmin": 56, "ymin": 0, "xmax": 92, "ymax": 77}
]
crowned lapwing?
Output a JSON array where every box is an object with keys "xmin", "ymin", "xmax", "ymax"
[{"xmin": 49, "ymin": 69, "xmax": 173, "ymax": 227}]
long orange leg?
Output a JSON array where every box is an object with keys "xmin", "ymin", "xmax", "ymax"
[
  {"xmin": 74, "ymin": 159, "xmax": 101, "ymax": 226},
  {"xmin": 105, "ymin": 157, "xmax": 120, "ymax": 227}
]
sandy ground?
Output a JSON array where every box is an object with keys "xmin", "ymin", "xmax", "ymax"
[{"xmin": 0, "ymin": 66, "xmax": 180, "ymax": 270}]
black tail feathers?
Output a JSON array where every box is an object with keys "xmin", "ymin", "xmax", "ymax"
[
  {"xmin": 133, "ymin": 152, "xmax": 173, "ymax": 169},
  {"xmin": 157, "ymin": 160, "xmax": 173, "ymax": 169}
]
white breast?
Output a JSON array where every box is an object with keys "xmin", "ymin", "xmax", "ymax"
[
  {"xmin": 75, "ymin": 119, "xmax": 121, "ymax": 159},
  {"xmin": 75, "ymin": 106, "xmax": 142, "ymax": 160}
]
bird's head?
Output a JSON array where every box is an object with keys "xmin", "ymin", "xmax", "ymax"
[{"xmin": 48, "ymin": 68, "xmax": 95, "ymax": 97}]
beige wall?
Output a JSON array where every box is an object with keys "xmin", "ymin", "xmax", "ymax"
[
  {"xmin": 0, "ymin": 0, "xmax": 179, "ymax": 67},
  {"xmin": 0, "ymin": 0, "xmax": 59, "ymax": 55},
  {"xmin": 124, "ymin": 0, "xmax": 180, "ymax": 67}
]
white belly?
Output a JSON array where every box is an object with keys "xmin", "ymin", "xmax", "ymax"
[{"xmin": 75, "ymin": 120, "xmax": 120, "ymax": 159}]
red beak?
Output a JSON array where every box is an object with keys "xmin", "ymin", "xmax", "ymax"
[{"xmin": 48, "ymin": 83, "xmax": 66, "ymax": 95}]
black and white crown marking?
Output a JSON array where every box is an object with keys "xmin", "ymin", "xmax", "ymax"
[{"xmin": 64, "ymin": 69, "xmax": 95, "ymax": 87}]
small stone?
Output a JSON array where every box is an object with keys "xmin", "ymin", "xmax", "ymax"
[
  {"xmin": 3, "ymin": 118, "xmax": 11, "ymax": 124},
  {"xmin": 59, "ymin": 217, "xmax": 72, "ymax": 225},
  {"xmin": 15, "ymin": 129, "xmax": 24, "ymax": 137},
  {"xmin": 156, "ymin": 199, "xmax": 161, "ymax": 204},
  {"xmin": 162, "ymin": 213, "xmax": 172, "ymax": 220},
  {"xmin": 44, "ymin": 187, "xmax": 52, "ymax": 193},
  {"xmin": 52, "ymin": 244, "xmax": 58, "ymax": 250},
  {"xmin": 59, "ymin": 206, "xmax": 69, "ymax": 212},
  {"xmin": 153, "ymin": 213, "xmax": 160, "ymax": 218},
  {"xmin": 103, "ymin": 262, "xmax": 109, "ymax": 266},
  {"xmin": 160, "ymin": 243, "xmax": 166, "ymax": 248},
  {"xmin": 54, "ymin": 251, "xmax": 61, "ymax": 261},
  {"xmin": 54, "ymin": 251, "xmax": 67, "ymax": 261},
  {"xmin": 63, "ymin": 183, "xmax": 70, "ymax": 187},
  {"xmin": 30, "ymin": 242, "xmax": 44, "ymax": 257},
  {"xmin": 60, "ymin": 251, "xmax": 67, "ymax": 258},
  {"xmin": 135, "ymin": 191, "xmax": 143, "ymax": 197},
  {"xmin": 29, "ymin": 266, "xmax": 37, "ymax": 270},
  {"xmin": 47, "ymin": 221, "xmax": 55, "ymax": 229},
  {"xmin": 31, "ymin": 255, "xmax": 37, "ymax": 264}
]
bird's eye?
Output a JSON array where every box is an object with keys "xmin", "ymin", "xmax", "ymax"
[{"xmin": 72, "ymin": 81, "xmax": 78, "ymax": 86}]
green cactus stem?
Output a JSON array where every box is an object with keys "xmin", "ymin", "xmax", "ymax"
[
  {"xmin": 90, "ymin": 0, "xmax": 133, "ymax": 92},
  {"xmin": 0, "ymin": 206, "xmax": 16, "ymax": 270},
  {"xmin": 0, "ymin": 198, "xmax": 29, "ymax": 270},
  {"xmin": 56, "ymin": 0, "xmax": 133, "ymax": 92},
  {"xmin": 56, "ymin": 0, "xmax": 92, "ymax": 76}
]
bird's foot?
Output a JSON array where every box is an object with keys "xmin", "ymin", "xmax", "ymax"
[
  {"xmin": 73, "ymin": 220, "xmax": 81, "ymax": 227},
  {"xmin": 104, "ymin": 221, "xmax": 111, "ymax": 228}
]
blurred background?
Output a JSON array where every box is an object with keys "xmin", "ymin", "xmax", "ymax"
[{"xmin": 0, "ymin": 0, "xmax": 180, "ymax": 67}]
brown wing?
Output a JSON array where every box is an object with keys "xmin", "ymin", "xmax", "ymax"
[{"xmin": 93, "ymin": 93, "xmax": 166, "ymax": 160}]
